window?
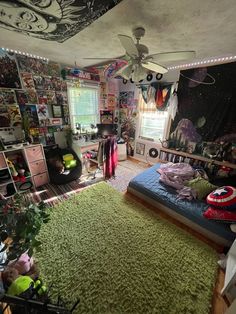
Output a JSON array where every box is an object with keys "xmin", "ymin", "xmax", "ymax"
[
  {"xmin": 138, "ymin": 94, "xmax": 170, "ymax": 142},
  {"xmin": 139, "ymin": 111, "xmax": 169, "ymax": 141},
  {"xmin": 68, "ymin": 86, "xmax": 99, "ymax": 131}
]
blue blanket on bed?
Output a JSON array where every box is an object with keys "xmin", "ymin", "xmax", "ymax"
[{"xmin": 128, "ymin": 163, "xmax": 235, "ymax": 243}]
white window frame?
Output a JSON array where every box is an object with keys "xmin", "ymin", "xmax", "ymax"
[
  {"xmin": 137, "ymin": 109, "xmax": 171, "ymax": 143},
  {"xmin": 68, "ymin": 85, "xmax": 99, "ymax": 132}
]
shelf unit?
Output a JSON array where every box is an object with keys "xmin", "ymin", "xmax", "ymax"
[
  {"xmin": 159, "ymin": 147, "xmax": 236, "ymax": 170},
  {"xmin": 0, "ymin": 144, "xmax": 49, "ymax": 198}
]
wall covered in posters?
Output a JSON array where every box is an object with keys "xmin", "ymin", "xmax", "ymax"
[
  {"xmin": 0, "ymin": 48, "xmax": 70, "ymax": 146},
  {"xmin": 170, "ymin": 62, "xmax": 236, "ymax": 163},
  {"xmin": 118, "ymin": 80, "xmax": 139, "ymax": 156}
]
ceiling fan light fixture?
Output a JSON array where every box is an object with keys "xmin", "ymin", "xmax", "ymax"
[{"xmin": 132, "ymin": 65, "xmax": 147, "ymax": 82}]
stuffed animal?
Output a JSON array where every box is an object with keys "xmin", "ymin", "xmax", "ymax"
[
  {"xmin": 2, "ymin": 267, "xmax": 46, "ymax": 297},
  {"xmin": 63, "ymin": 154, "xmax": 77, "ymax": 169},
  {"xmin": 9, "ymin": 252, "xmax": 34, "ymax": 276},
  {"xmin": 2, "ymin": 253, "xmax": 45, "ymax": 297}
]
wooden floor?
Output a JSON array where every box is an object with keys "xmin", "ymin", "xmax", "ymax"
[{"xmin": 125, "ymin": 190, "xmax": 228, "ymax": 314}]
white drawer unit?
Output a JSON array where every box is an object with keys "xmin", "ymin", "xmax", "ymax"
[
  {"xmin": 25, "ymin": 145, "xmax": 44, "ymax": 162},
  {"xmin": 0, "ymin": 144, "xmax": 50, "ymax": 197},
  {"xmin": 33, "ymin": 172, "xmax": 49, "ymax": 188},
  {"xmin": 29, "ymin": 160, "xmax": 47, "ymax": 176}
]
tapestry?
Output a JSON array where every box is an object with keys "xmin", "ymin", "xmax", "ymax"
[
  {"xmin": 171, "ymin": 62, "xmax": 236, "ymax": 142},
  {"xmin": 0, "ymin": 0, "xmax": 123, "ymax": 43}
]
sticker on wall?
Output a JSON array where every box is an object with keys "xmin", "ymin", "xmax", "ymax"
[
  {"xmin": 26, "ymin": 89, "xmax": 38, "ymax": 104},
  {"xmin": 33, "ymin": 75, "xmax": 46, "ymax": 90},
  {"xmin": 15, "ymin": 90, "xmax": 29, "ymax": 106},
  {"xmin": 107, "ymin": 94, "xmax": 116, "ymax": 110},
  {"xmin": 56, "ymin": 92, "xmax": 68, "ymax": 106},
  {"xmin": 119, "ymin": 91, "xmax": 135, "ymax": 108},
  {"xmin": 20, "ymin": 105, "xmax": 39, "ymax": 128},
  {"xmin": 51, "ymin": 77, "xmax": 67, "ymax": 91},
  {"xmin": 21, "ymin": 72, "xmax": 35, "ymax": 89},
  {"xmin": 7, "ymin": 105, "xmax": 22, "ymax": 127},
  {"xmin": 37, "ymin": 91, "xmax": 48, "ymax": 105},
  {"xmin": 49, "ymin": 118, "xmax": 63, "ymax": 126},
  {"xmin": 0, "ymin": 89, "xmax": 17, "ymax": 105},
  {"xmin": 0, "ymin": 105, "xmax": 10, "ymax": 127},
  {"xmin": 45, "ymin": 133, "xmax": 55, "ymax": 146},
  {"xmin": 17, "ymin": 55, "xmax": 48, "ymax": 76},
  {"xmin": 46, "ymin": 90, "xmax": 57, "ymax": 105},
  {"xmin": 0, "ymin": 1, "xmax": 123, "ymax": 43},
  {"xmin": 47, "ymin": 62, "xmax": 61, "ymax": 77},
  {"xmin": 37, "ymin": 104, "xmax": 49, "ymax": 127},
  {"xmin": 100, "ymin": 110, "xmax": 113, "ymax": 124},
  {"xmin": 0, "ymin": 49, "xmax": 21, "ymax": 88}
]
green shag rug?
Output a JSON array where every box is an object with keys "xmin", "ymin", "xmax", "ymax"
[{"xmin": 36, "ymin": 182, "xmax": 218, "ymax": 314}]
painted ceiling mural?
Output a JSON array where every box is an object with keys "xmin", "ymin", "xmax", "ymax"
[{"xmin": 0, "ymin": 0, "xmax": 123, "ymax": 42}]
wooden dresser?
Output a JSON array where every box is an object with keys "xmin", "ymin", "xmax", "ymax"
[{"xmin": 0, "ymin": 144, "xmax": 49, "ymax": 198}]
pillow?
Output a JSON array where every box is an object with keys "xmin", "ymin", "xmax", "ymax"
[
  {"xmin": 206, "ymin": 186, "xmax": 236, "ymax": 211},
  {"xmin": 186, "ymin": 177, "xmax": 217, "ymax": 200},
  {"xmin": 203, "ymin": 206, "xmax": 236, "ymax": 223}
]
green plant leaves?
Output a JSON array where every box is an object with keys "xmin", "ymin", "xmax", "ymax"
[{"xmin": 0, "ymin": 193, "xmax": 50, "ymax": 261}]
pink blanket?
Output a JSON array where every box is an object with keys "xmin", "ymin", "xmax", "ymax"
[{"xmin": 157, "ymin": 162, "xmax": 197, "ymax": 200}]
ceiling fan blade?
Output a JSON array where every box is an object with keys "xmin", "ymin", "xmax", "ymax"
[
  {"xmin": 147, "ymin": 51, "xmax": 196, "ymax": 63},
  {"xmin": 142, "ymin": 61, "xmax": 168, "ymax": 74},
  {"xmin": 83, "ymin": 55, "xmax": 125, "ymax": 60},
  {"xmin": 116, "ymin": 64, "xmax": 133, "ymax": 79},
  {"xmin": 118, "ymin": 34, "xmax": 139, "ymax": 58}
]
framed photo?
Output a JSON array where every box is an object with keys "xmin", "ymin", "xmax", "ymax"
[
  {"xmin": 52, "ymin": 105, "xmax": 62, "ymax": 118},
  {"xmin": 135, "ymin": 142, "xmax": 145, "ymax": 155}
]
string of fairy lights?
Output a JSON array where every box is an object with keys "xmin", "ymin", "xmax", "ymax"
[
  {"xmin": 167, "ymin": 55, "xmax": 236, "ymax": 70},
  {"xmin": 1, "ymin": 46, "xmax": 236, "ymax": 71},
  {"xmin": 1, "ymin": 47, "xmax": 49, "ymax": 61}
]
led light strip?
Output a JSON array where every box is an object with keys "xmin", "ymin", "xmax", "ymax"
[
  {"xmin": 167, "ymin": 55, "xmax": 236, "ymax": 70},
  {"xmin": 1, "ymin": 47, "xmax": 49, "ymax": 61}
]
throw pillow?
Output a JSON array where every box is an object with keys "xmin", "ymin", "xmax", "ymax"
[
  {"xmin": 186, "ymin": 177, "xmax": 217, "ymax": 200},
  {"xmin": 203, "ymin": 206, "xmax": 236, "ymax": 223},
  {"xmin": 206, "ymin": 186, "xmax": 236, "ymax": 211}
]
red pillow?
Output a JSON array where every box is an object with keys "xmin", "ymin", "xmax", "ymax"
[
  {"xmin": 203, "ymin": 206, "xmax": 236, "ymax": 223},
  {"xmin": 206, "ymin": 186, "xmax": 236, "ymax": 210}
]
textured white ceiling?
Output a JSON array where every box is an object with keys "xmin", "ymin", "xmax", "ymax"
[{"xmin": 0, "ymin": 0, "xmax": 236, "ymax": 68}]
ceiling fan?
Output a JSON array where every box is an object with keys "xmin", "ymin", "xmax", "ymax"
[{"xmin": 84, "ymin": 27, "xmax": 196, "ymax": 82}]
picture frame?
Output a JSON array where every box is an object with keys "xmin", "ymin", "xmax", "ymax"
[
  {"xmin": 135, "ymin": 142, "xmax": 145, "ymax": 155},
  {"xmin": 52, "ymin": 105, "xmax": 62, "ymax": 118}
]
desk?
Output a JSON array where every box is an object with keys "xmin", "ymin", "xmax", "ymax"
[
  {"xmin": 72, "ymin": 141, "xmax": 99, "ymax": 160},
  {"xmin": 72, "ymin": 141, "xmax": 100, "ymax": 174}
]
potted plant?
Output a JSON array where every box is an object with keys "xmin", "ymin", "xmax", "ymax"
[{"xmin": 0, "ymin": 193, "xmax": 50, "ymax": 263}]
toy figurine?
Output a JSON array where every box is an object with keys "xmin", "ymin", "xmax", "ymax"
[{"xmin": 6, "ymin": 159, "xmax": 18, "ymax": 179}]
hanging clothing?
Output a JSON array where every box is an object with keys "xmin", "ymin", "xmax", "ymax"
[{"xmin": 97, "ymin": 136, "xmax": 118, "ymax": 179}]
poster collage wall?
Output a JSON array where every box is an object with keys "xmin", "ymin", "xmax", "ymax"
[
  {"xmin": 99, "ymin": 77, "xmax": 139, "ymax": 155},
  {"xmin": 0, "ymin": 49, "xmax": 70, "ymax": 146}
]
